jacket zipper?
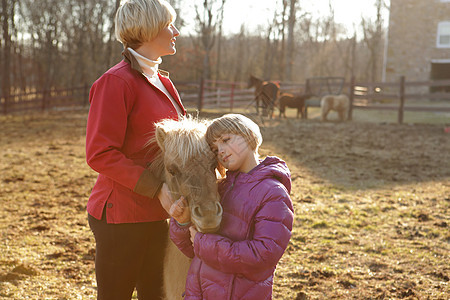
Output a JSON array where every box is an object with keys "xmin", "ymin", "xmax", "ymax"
[
  {"xmin": 227, "ymin": 275, "xmax": 236, "ymax": 300},
  {"xmin": 223, "ymin": 173, "xmax": 238, "ymax": 199},
  {"xmin": 225, "ymin": 174, "xmax": 240, "ymax": 299}
]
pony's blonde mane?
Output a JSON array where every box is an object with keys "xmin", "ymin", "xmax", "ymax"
[
  {"xmin": 147, "ymin": 116, "xmax": 226, "ymax": 179},
  {"xmin": 146, "ymin": 117, "xmax": 211, "ymax": 166},
  {"xmin": 160, "ymin": 117, "xmax": 211, "ymax": 166}
]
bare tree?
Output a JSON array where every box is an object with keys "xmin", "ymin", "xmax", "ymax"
[
  {"xmin": 168, "ymin": 0, "xmax": 186, "ymax": 30},
  {"xmin": 1, "ymin": 0, "xmax": 15, "ymax": 106},
  {"xmin": 301, "ymin": 4, "xmax": 336, "ymax": 77},
  {"xmin": 214, "ymin": 0, "xmax": 226, "ymax": 82},
  {"xmin": 334, "ymin": 34, "xmax": 358, "ymax": 79},
  {"xmin": 0, "ymin": 0, "xmax": 391, "ymax": 103},
  {"xmin": 19, "ymin": 0, "xmax": 64, "ymax": 91},
  {"xmin": 285, "ymin": 0, "xmax": 297, "ymax": 81},
  {"xmin": 263, "ymin": 11, "xmax": 277, "ymax": 80},
  {"xmin": 105, "ymin": 0, "xmax": 122, "ymax": 70},
  {"xmin": 231, "ymin": 26, "xmax": 247, "ymax": 82},
  {"xmin": 194, "ymin": 0, "xmax": 226, "ymax": 81},
  {"xmin": 277, "ymin": 0, "xmax": 288, "ymax": 81},
  {"xmin": 14, "ymin": 0, "xmax": 121, "ymax": 91},
  {"xmin": 361, "ymin": 0, "xmax": 386, "ymax": 82}
]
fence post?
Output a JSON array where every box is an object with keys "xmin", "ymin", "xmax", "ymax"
[
  {"xmin": 197, "ymin": 78, "xmax": 204, "ymax": 111},
  {"xmin": 398, "ymin": 76, "xmax": 405, "ymax": 124},
  {"xmin": 230, "ymin": 82, "xmax": 235, "ymax": 111},
  {"xmin": 304, "ymin": 79, "xmax": 310, "ymax": 119},
  {"xmin": 348, "ymin": 76, "xmax": 355, "ymax": 120}
]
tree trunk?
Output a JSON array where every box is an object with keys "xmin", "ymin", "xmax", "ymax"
[
  {"xmin": 278, "ymin": 0, "xmax": 288, "ymax": 81},
  {"xmin": 285, "ymin": 0, "xmax": 296, "ymax": 81},
  {"xmin": 263, "ymin": 24, "xmax": 273, "ymax": 79},
  {"xmin": 1, "ymin": 0, "xmax": 11, "ymax": 108},
  {"xmin": 214, "ymin": 0, "xmax": 226, "ymax": 82},
  {"xmin": 105, "ymin": 0, "xmax": 121, "ymax": 70}
]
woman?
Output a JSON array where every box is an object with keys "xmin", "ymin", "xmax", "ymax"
[{"xmin": 85, "ymin": 0, "xmax": 183, "ymax": 299}]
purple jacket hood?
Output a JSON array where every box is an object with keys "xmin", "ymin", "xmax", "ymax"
[{"xmin": 224, "ymin": 156, "xmax": 291, "ymax": 194}]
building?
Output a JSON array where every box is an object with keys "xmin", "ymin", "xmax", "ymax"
[{"xmin": 383, "ymin": 0, "xmax": 450, "ymax": 91}]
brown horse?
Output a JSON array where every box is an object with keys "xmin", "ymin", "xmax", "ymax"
[
  {"xmin": 148, "ymin": 117, "xmax": 224, "ymax": 300},
  {"xmin": 248, "ymin": 75, "xmax": 279, "ymax": 117},
  {"xmin": 278, "ymin": 93, "xmax": 313, "ymax": 119}
]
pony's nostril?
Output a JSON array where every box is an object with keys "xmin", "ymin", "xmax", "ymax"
[
  {"xmin": 192, "ymin": 206, "xmax": 203, "ymax": 218},
  {"xmin": 216, "ymin": 203, "xmax": 223, "ymax": 217}
]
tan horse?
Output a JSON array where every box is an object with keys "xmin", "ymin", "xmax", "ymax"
[
  {"xmin": 248, "ymin": 75, "xmax": 280, "ymax": 118},
  {"xmin": 320, "ymin": 94, "xmax": 350, "ymax": 121},
  {"xmin": 148, "ymin": 117, "xmax": 224, "ymax": 300}
]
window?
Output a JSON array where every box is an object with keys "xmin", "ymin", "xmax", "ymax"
[{"xmin": 437, "ymin": 22, "xmax": 450, "ymax": 48}]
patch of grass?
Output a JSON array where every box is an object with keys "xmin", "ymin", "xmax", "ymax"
[{"xmin": 311, "ymin": 220, "xmax": 330, "ymax": 229}]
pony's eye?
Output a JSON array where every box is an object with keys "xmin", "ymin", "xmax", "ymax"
[{"xmin": 167, "ymin": 165, "xmax": 179, "ymax": 176}]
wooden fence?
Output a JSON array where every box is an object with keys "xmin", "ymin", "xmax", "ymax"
[
  {"xmin": 191, "ymin": 77, "xmax": 450, "ymax": 124},
  {"xmin": 1, "ymin": 85, "xmax": 90, "ymax": 115},
  {"xmin": 2, "ymin": 77, "xmax": 450, "ymax": 124},
  {"xmin": 347, "ymin": 76, "xmax": 450, "ymax": 123}
]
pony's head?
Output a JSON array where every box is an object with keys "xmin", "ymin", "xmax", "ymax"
[{"xmin": 154, "ymin": 117, "xmax": 223, "ymax": 233}]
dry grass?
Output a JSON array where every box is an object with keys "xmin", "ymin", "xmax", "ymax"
[
  {"xmin": 260, "ymin": 119, "xmax": 449, "ymax": 299},
  {"xmin": 0, "ymin": 109, "xmax": 449, "ymax": 299}
]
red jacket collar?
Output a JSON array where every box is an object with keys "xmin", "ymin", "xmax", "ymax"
[
  {"xmin": 122, "ymin": 48, "xmax": 171, "ymax": 78},
  {"xmin": 122, "ymin": 48, "xmax": 186, "ymax": 116}
]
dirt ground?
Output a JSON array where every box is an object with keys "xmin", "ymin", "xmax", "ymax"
[{"xmin": 0, "ymin": 110, "xmax": 449, "ymax": 299}]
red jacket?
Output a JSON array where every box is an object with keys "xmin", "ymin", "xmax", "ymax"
[{"xmin": 86, "ymin": 50, "xmax": 186, "ymax": 223}]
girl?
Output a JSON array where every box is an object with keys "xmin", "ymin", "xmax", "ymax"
[{"xmin": 170, "ymin": 114, "xmax": 294, "ymax": 299}]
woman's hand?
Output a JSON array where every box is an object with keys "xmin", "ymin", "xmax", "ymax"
[
  {"xmin": 189, "ymin": 226, "xmax": 198, "ymax": 245},
  {"xmin": 158, "ymin": 183, "xmax": 173, "ymax": 213},
  {"xmin": 169, "ymin": 196, "xmax": 190, "ymax": 224}
]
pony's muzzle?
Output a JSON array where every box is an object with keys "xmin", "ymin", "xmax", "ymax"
[
  {"xmin": 192, "ymin": 202, "xmax": 223, "ymax": 233},
  {"xmin": 192, "ymin": 202, "xmax": 222, "ymax": 218}
]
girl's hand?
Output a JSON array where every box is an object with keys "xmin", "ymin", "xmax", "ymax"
[
  {"xmin": 169, "ymin": 196, "xmax": 190, "ymax": 224},
  {"xmin": 189, "ymin": 226, "xmax": 198, "ymax": 245}
]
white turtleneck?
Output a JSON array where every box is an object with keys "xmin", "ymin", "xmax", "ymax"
[{"xmin": 128, "ymin": 47, "xmax": 182, "ymax": 115}]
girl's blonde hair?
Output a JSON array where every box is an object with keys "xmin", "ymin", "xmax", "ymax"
[
  {"xmin": 115, "ymin": 0, "xmax": 176, "ymax": 49},
  {"xmin": 205, "ymin": 114, "xmax": 263, "ymax": 153}
]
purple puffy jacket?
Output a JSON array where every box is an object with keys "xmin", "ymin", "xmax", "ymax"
[{"xmin": 169, "ymin": 156, "xmax": 294, "ymax": 299}]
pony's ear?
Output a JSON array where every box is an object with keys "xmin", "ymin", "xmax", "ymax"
[{"xmin": 155, "ymin": 125, "xmax": 167, "ymax": 151}]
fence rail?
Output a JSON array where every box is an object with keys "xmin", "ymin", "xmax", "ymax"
[
  {"xmin": 2, "ymin": 77, "xmax": 450, "ymax": 124},
  {"xmin": 347, "ymin": 77, "xmax": 450, "ymax": 123},
  {"xmin": 1, "ymin": 85, "xmax": 90, "ymax": 115}
]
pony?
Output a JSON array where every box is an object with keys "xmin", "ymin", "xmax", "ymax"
[
  {"xmin": 148, "ymin": 117, "xmax": 224, "ymax": 300},
  {"xmin": 248, "ymin": 75, "xmax": 279, "ymax": 118},
  {"xmin": 278, "ymin": 92, "xmax": 313, "ymax": 119},
  {"xmin": 320, "ymin": 94, "xmax": 350, "ymax": 121}
]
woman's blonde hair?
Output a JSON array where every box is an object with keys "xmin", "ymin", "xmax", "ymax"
[
  {"xmin": 205, "ymin": 114, "xmax": 263, "ymax": 153},
  {"xmin": 115, "ymin": 0, "xmax": 176, "ymax": 49}
]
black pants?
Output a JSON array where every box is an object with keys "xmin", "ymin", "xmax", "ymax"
[{"xmin": 88, "ymin": 211, "xmax": 168, "ymax": 300}]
